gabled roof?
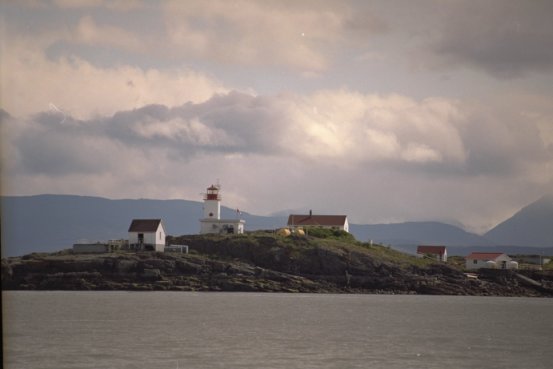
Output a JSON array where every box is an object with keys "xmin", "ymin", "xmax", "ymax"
[
  {"xmin": 466, "ymin": 252, "xmax": 506, "ymax": 261},
  {"xmin": 128, "ymin": 219, "xmax": 163, "ymax": 232},
  {"xmin": 287, "ymin": 214, "xmax": 347, "ymax": 227},
  {"xmin": 417, "ymin": 245, "xmax": 446, "ymax": 255}
]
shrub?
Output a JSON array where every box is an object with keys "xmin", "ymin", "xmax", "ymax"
[{"xmin": 306, "ymin": 227, "xmax": 356, "ymax": 242}]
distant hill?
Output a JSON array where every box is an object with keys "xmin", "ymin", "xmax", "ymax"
[
  {"xmin": 1, "ymin": 195, "xmax": 286, "ymax": 257},
  {"xmin": 2, "ymin": 194, "xmax": 552, "ymax": 257},
  {"xmin": 485, "ymin": 195, "xmax": 553, "ymax": 247},
  {"xmin": 350, "ymin": 222, "xmax": 492, "ymax": 248}
]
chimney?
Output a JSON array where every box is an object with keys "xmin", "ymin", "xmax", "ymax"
[{"xmin": 309, "ymin": 209, "xmax": 312, "ymax": 217}]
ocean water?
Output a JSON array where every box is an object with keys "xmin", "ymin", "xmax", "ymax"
[{"xmin": 2, "ymin": 291, "xmax": 552, "ymax": 369}]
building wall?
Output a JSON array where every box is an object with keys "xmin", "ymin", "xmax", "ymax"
[
  {"xmin": 291, "ymin": 224, "xmax": 348, "ymax": 232},
  {"xmin": 466, "ymin": 254, "xmax": 512, "ymax": 270},
  {"xmin": 200, "ymin": 219, "xmax": 244, "ymax": 234},
  {"xmin": 417, "ymin": 251, "xmax": 447, "ymax": 262},
  {"xmin": 203, "ymin": 200, "xmax": 220, "ymax": 219},
  {"xmin": 466, "ymin": 259, "xmax": 491, "ymax": 270}
]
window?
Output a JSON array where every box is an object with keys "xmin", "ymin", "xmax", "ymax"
[{"xmin": 473, "ymin": 259, "xmax": 477, "ymax": 264}]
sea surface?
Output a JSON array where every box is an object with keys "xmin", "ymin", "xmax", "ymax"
[{"xmin": 3, "ymin": 291, "xmax": 552, "ymax": 369}]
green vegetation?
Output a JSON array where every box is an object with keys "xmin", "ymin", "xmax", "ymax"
[
  {"xmin": 4, "ymin": 230, "xmax": 553, "ymax": 296},
  {"xmin": 165, "ymin": 229, "xmax": 439, "ymax": 276},
  {"xmin": 446, "ymin": 256, "xmax": 466, "ymax": 269},
  {"xmin": 304, "ymin": 227, "xmax": 356, "ymax": 242}
]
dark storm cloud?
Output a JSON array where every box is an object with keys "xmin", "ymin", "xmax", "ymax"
[
  {"xmin": 9, "ymin": 92, "xmax": 292, "ymax": 176},
  {"xmin": 430, "ymin": 0, "xmax": 553, "ymax": 78},
  {"xmin": 105, "ymin": 92, "xmax": 290, "ymax": 155},
  {"xmin": 461, "ymin": 108, "xmax": 552, "ymax": 176},
  {"xmin": 14, "ymin": 112, "xmax": 115, "ymax": 175}
]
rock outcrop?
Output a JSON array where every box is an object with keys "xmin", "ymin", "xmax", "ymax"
[{"xmin": 2, "ymin": 232, "xmax": 552, "ymax": 296}]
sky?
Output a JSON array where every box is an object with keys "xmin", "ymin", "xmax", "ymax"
[{"xmin": 1, "ymin": 0, "xmax": 553, "ymax": 234}]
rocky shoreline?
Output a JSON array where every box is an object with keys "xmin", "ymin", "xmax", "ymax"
[{"xmin": 2, "ymin": 233, "xmax": 552, "ymax": 297}]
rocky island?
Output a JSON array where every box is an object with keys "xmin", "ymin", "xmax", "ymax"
[{"xmin": 2, "ymin": 230, "xmax": 552, "ymax": 297}]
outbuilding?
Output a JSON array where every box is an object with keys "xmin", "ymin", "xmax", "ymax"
[
  {"xmin": 128, "ymin": 219, "xmax": 166, "ymax": 252},
  {"xmin": 417, "ymin": 245, "xmax": 448, "ymax": 262},
  {"xmin": 465, "ymin": 252, "xmax": 518, "ymax": 270}
]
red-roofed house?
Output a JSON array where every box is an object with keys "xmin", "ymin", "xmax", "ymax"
[
  {"xmin": 287, "ymin": 212, "xmax": 349, "ymax": 233},
  {"xmin": 465, "ymin": 252, "xmax": 518, "ymax": 270},
  {"xmin": 128, "ymin": 219, "xmax": 166, "ymax": 252},
  {"xmin": 417, "ymin": 245, "xmax": 447, "ymax": 262}
]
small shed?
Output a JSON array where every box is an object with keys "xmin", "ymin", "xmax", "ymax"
[
  {"xmin": 417, "ymin": 245, "xmax": 447, "ymax": 262},
  {"xmin": 128, "ymin": 219, "xmax": 166, "ymax": 252},
  {"xmin": 465, "ymin": 252, "xmax": 518, "ymax": 270}
]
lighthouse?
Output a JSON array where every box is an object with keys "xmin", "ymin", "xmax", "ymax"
[
  {"xmin": 203, "ymin": 184, "xmax": 221, "ymax": 220},
  {"xmin": 199, "ymin": 183, "xmax": 245, "ymax": 235}
]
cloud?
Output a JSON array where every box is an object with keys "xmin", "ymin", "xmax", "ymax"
[
  {"xmin": 1, "ymin": 1, "xmax": 552, "ymax": 235},
  {"xmin": 292, "ymin": 91, "xmax": 467, "ymax": 166},
  {"xmin": 2, "ymin": 88, "xmax": 552, "ymax": 231},
  {"xmin": 162, "ymin": 0, "xmax": 386, "ymax": 73},
  {"xmin": 73, "ymin": 15, "xmax": 144, "ymax": 52},
  {"xmin": 0, "ymin": 33, "xmax": 229, "ymax": 119},
  {"xmin": 5, "ymin": 89, "xmax": 550, "ymax": 180},
  {"xmin": 460, "ymin": 100, "xmax": 553, "ymax": 178},
  {"xmin": 53, "ymin": 0, "xmax": 144, "ymax": 11},
  {"xmin": 424, "ymin": 0, "xmax": 553, "ymax": 78}
]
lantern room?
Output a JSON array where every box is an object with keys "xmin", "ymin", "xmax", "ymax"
[{"xmin": 205, "ymin": 185, "xmax": 221, "ymax": 201}]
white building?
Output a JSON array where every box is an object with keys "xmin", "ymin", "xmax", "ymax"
[
  {"xmin": 128, "ymin": 219, "xmax": 166, "ymax": 252},
  {"xmin": 287, "ymin": 211, "xmax": 349, "ymax": 232},
  {"xmin": 465, "ymin": 252, "xmax": 518, "ymax": 270},
  {"xmin": 199, "ymin": 184, "xmax": 245, "ymax": 235}
]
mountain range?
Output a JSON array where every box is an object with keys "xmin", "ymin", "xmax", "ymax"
[{"xmin": 1, "ymin": 194, "xmax": 552, "ymax": 257}]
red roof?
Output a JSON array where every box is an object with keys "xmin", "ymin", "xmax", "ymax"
[
  {"xmin": 466, "ymin": 252, "xmax": 506, "ymax": 261},
  {"xmin": 417, "ymin": 245, "xmax": 446, "ymax": 255},
  {"xmin": 128, "ymin": 219, "xmax": 163, "ymax": 232},
  {"xmin": 287, "ymin": 214, "xmax": 347, "ymax": 227}
]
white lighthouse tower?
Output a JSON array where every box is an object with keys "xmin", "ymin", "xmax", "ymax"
[
  {"xmin": 203, "ymin": 184, "xmax": 221, "ymax": 220},
  {"xmin": 199, "ymin": 183, "xmax": 245, "ymax": 234}
]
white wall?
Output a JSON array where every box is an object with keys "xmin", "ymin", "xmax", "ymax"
[
  {"xmin": 203, "ymin": 199, "xmax": 220, "ymax": 219},
  {"xmin": 466, "ymin": 259, "xmax": 490, "ymax": 270},
  {"xmin": 466, "ymin": 254, "xmax": 511, "ymax": 270},
  {"xmin": 200, "ymin": 219, "xmax": 245, "ymax": 234},
  {"xmin": 128, "ymin": 223, "xmax": 165, "ymax": 251}
]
